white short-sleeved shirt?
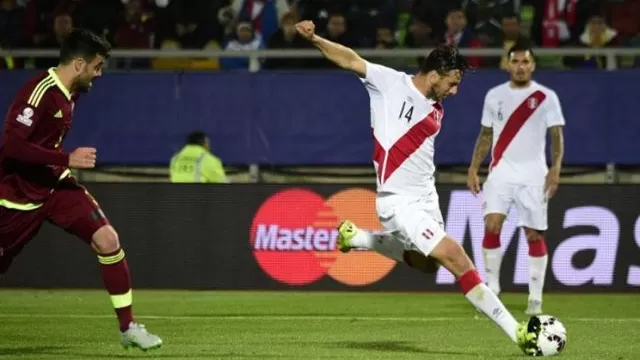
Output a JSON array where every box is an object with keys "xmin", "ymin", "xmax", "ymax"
[
  {"xmin": 361, "ymin": 61, "xmax": 443, "ymax": 196},
  {"xmin": 481, "ymin": 81, "xmax": 565, "ymax": 186}
]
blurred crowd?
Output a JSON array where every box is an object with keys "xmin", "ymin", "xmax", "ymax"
[{"xmin": 1, "ymin": 0, "xmax": 639, "ymax": 71}]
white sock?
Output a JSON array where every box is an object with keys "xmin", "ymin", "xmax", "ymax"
[
  {"xmin": 462, "ymin": 270, "xmax": 519, "ymax": 343},
  {"xmin": 528, "ymin": 255, "xmax": 548, "ymax": 302},
  {"xmin": 351, "ymin": 230, "xmax": 405, "ymax": 263},
  {"xmin": 483, "ymin": 248, "xmax": 503, "ymax": 295}
]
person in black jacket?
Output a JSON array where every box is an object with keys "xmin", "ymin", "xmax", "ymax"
[{"xmin": 263, "ymin": 12, "xmax": 312, "ymax": 70}]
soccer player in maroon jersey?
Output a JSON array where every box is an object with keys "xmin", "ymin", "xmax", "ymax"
[{"xmin": 0, "ymin": 29, "xmax": 162, "ymax": 351}]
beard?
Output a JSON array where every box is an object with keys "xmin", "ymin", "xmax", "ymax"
[
  {"xmin": 74, "ymin": 81, "xmax": 92, "ymax": 93},
  {"xmin": 427, "ymin": 88, "xmax": 447, "ymax": 102},
  {"xmin": 73, "ymin": 75, "xmax": 93, "ymax": 93},
  {"xmin": 510, "ymin": 75, "xmax": 531, "ymax": 87}
]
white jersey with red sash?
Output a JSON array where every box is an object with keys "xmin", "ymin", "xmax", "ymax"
[
  {"xmin": 362, "ymin": 61, "xmax": 444, "ymax": 196},
  {"xmin": 481, "ymin": 81, "xmax": 566, "ymax": 186}
]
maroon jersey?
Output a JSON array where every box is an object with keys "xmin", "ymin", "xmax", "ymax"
[{"xmin": 0, "ymin": 68, "xmax": 77, "ymax": 208}]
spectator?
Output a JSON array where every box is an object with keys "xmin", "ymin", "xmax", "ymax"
[
  {"xmin": 411, "ymin": 0, "xmax": 462, "ymax": 41},
  {"xmin": 463, "ymin": 0, "xmax": 520, "ymax": 31},
  {"xmin": 443, "ymin": 8, "xmax": 482, "ymax": 68},
  {"xmin": 528, "ymin": 0, "xmax": 577, "ymax": 48},
  {"xmin": 113, "ymin": 0, "xmax": 156, "ymax": 68},
  {"xmin": 322, "ymin": 12, "xmax": 356, "ymax": 47},
  {"xmin": 564, "ymin": 14, "xmax": 621, "ymax": 69},
  {"xmin": 0, "ymin": 0, "xmax": 26, "ymax": 49},
  {"xmin": 606, "ymin": 0, "xmax": 640, "ymax": 43},
  {"xmin": 33, "ymin": 11, "xmax": 73, "ymax": 69},
  {"xmin": 493, "ymin": 13, "xmax": 530, "ymax": 69},
  {"xmin": 370, "ymin": 24, "xmax": 409, "ymax": 68},
  {"xmin": 163, "ymin": 0, "xmax": 224, "ymax": 49},
  {"xmin": 218, "ymin": 0, "xmax": 289, "ymax": 43},
  {"xmin": 405, "ymin": 18, "xmax": 437, "ymax": 48},
  {"xmin": 375, "ymin": 25, "xmax": 398, "ymax": 49},
  {"xmin": 221, "ymin": 21, "xmax": 264, "ymax": 70},
  {"xmin": 263, "ymin": 12, "xmax": 311, "ymax": 70},
  {"xmin": 0, "ymin": 0, "xmax": 26, "ymax": 70},
  {"xmin": 170, "ymin": 131, "xmax": 229, "ymax": 184},
  {"xmin": 402, "ymin": 18, "xmax": 438, "ymax": 67},
  {"xmin": 309, "ymin": 12, "xmax": 357, "ymax": 69}
]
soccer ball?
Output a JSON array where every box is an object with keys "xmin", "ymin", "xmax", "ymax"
[{"xmin": 529, "ymin": 315, "xmax": 568, "ymax": 357}]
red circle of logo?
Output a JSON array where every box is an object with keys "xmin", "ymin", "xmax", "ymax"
[{"xmin": 250, "ymin": 188, "xmax": 396, "ymax": 286}]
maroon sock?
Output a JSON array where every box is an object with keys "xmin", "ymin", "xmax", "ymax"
[
  {"xmin": 98, "ymin": 248, "xmax": 134, "ymax": 332},
  {"xmin": 482, "ymin": 231, "xmax": 501, "ymax": 249}
]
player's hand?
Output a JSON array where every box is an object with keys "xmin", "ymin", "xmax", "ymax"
[
  {"xmin": 466, "ymin": 170, "xmax": 481, "ymax": 195},
  {"xmin": 545, "ymin": 167, "xmax": 560, "ymax": 199},
  {"xmin": 295, "ymin": 20, "xmax": 316, "ymax": 41},
  {"xmin": 69, "ymin": 147, "xmax": 97, "ymax": 169}
]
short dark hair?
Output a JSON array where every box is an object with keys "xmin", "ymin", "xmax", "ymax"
[
  {"xmin": 507, "ymin": 39, "xmax": 535, "ymax": 58},
  {"xmin": 186, "ymin": 131, "xmax": 208, "ymax": 146},
  {"xmin": 59, "ymin": 28, "xmax": 111, "ymax": 65},
  {"xmin": 419, "ymin": 44, "xmax": 468, "ymax": 75}
]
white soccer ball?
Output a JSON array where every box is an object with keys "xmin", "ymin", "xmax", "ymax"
[{"xmin": 533, "ymin": 315, "xmax": 567, "ymax": 356}]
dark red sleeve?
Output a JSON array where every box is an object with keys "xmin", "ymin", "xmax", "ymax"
[{"xmin": 3, "ymin": 96, "xmax": 69, "ymax": 166}]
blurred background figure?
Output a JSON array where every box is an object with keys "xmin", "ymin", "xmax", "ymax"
[
  {"xmin": 170, "ymin": 131, "xmax": 229, "ymax": 184},
  {"xmin": 263, "ymin": 11, "xmax": 310, "ymax": 70},
  {"xmin": 33, "ymin": 10, "xmax": 73, "ymax": 69},
  {"xmin": 220, "ymin": 20, "xmax": 264, "ymax": 70}
]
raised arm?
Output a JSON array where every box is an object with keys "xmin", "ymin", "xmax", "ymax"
[{"xmin": 295, "ymin": 20, "xmax": 366, "ymax": 77}]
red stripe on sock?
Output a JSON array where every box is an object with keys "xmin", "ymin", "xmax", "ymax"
[
  {"xmin": 458, "ymin": 269, "xmax": 483, "ymax": 295},
  {"xmin": 528, "ymin": 237, "xmax": 547, "ymax": 257},
  {"xmin": 482, "ymin": 232, "xmax": 501, "ymax": 249}
]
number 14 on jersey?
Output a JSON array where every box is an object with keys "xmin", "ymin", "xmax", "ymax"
[{"xmin": 398, "ymin": 101, "xmax": 414, "ymax": 123}]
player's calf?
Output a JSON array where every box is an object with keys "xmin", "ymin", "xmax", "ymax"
[
  {"xmin": 91, "ymin": 225, "xmax": 163, "ymax": 349},
  {"xmin": 403, "ymin": 251, "xmax": 440, "ymax": 274},
  {"xmin": 430, "ymin": 236, "xmax": 527, "ymax": 346},
  {"xmin": 524, "ymin": 228, "xmax": 548, "ymax": 315},
  {"xmin": 483, "ymin": 213, "xmax": 506, "ymax": 296}
]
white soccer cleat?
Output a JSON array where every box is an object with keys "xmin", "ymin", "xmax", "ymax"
[
  {"xmin": 525, "ymin": 299, "xmax": 543, "ymax": 316},
  {"xmin": 120, "ymin": 322, "xmax": 163, "ymax": 351}
]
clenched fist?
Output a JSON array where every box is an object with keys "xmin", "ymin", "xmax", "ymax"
[
  {"xmin": 295, "ymin": 20, "xmax": 316, "ymax": 41},
  {"xmin": 69, "ymin": 147, "xmax": 97, "ymax": 169}
]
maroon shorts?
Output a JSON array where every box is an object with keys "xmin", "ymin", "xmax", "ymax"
[{"xmin": 0, "ymin": 183, "xmax": 110, "ymax": 275}]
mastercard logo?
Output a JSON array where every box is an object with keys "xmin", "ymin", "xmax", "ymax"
[{"xmin": 250, "ymin": 188, "xmax": 396, "ymax": 286}]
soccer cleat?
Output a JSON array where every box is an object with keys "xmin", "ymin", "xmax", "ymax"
[
  {"xmin": 336, "ymin": 220, "xmax": 358, "ymax": 253},
  {"xmin": 517, "ymin": 317, "xmax": 541, "ymax": 356},
  {"xmin": 525, "ymin": 299, "xmax": 543, "ymax": 315},
  {"xmin": 120, "ymin": 322, "xmax": 163, "ymax": 351}
]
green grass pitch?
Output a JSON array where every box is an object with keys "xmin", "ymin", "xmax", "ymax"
[{"xmin": 0, "ymin": 290, "xmax": 638, "ymax": 359}]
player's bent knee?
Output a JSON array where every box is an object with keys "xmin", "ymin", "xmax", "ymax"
[
  {"xmin": 484, "ymin": 213, "xmax": 506, "ymax": 233},
  {"xmin": 91, "ymin": 225, "xmax": 120, "ymax": 254},
  {"xmin": 524, "ymin": 228, "xmax": 543, "ymax": 242},
  {"xmin": 430, "ymin": 236, "xmax": 475, "ymax": 278},
  {"xmin": 403, "ymin": 250, "xmax": 440, "ymax": 274}
]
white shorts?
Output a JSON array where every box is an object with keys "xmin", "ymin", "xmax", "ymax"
[
  {"xmin": 375, "ymin": 192, "xmax": 446, "ymax": 257},
  {"xmin": 482, "ymin": 178, "xmax": 548, "ymax": 231}
]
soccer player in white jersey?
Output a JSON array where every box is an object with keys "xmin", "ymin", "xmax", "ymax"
[
  {"xmin": 295, "ymin": 20, "xmax": 540, "ymax": 356},
  {"xmin": 467, "ymin": 42, "xmax": 565, "ymax": 316}
]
